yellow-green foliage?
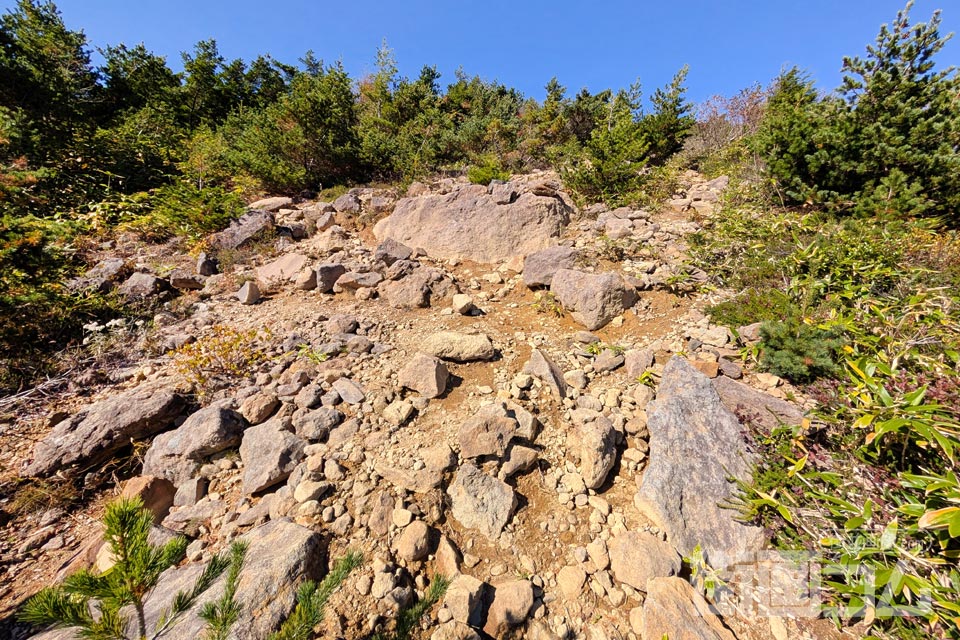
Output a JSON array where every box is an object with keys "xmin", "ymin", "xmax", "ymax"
[{"xmin": 172, "ymin": 325, "xmax": 270, "ymax": 395}]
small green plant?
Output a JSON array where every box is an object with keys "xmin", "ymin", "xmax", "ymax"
[
  {"xmin": 685, "ymin": 544, "xmax": 729, "ymax": 603},
  {"xmin": 706, "ymin": 288, "xmax": 798, "ymax": 329},
  {"xmin": 269, "ymin": 551, "xmax": 363, "ymax": 640},
  {"xmin": 172, "ymin": 325, "xmax": 271, "ymax": 396},
  {"xmin": 532, "ymin": 291, "xmax": 564, "ymax": 317},
  {"xmin": 19, "ymin": 497, "xmax": 245, "ymax": 640},
  {"xmin": 199, "ymin": 541, "xmax": 249, "ymax": 640},
  {"xmin": 759, "ymin": 318, "xmax": 843, "ymax": 383},
  {"xmin": 585, "ymin": 342, "xmax": 625, "ymax": 356},
  {"xmin": 373, "ymin": 575, "xmax": 450, "ymax": 640},
  {"xmin": 466, "ymin": 155, "xmax": 510, "ymax": 186},
  {"xmin": 296, "ymin": 343, "xmax": 330, "ymax": 365}
]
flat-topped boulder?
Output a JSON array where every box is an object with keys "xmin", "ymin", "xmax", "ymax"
[{"xmin": 372, "ymin": 181, "xmax": 572, "ymax": 263}]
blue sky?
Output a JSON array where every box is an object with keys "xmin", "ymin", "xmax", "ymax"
[{"xmin": 3, "ymin": 0, "xmax": 958, "ymax": 104}]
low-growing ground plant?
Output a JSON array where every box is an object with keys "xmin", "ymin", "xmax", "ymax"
[{"xmin": 171, "ymin": 325, "xmax": 271, "ymax": 397}]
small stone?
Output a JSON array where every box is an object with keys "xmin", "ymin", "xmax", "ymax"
[
  {"xmin": 557, "ymin": 566, "xmax": 587, "ymax": 600},
  {"xmin": 237, "ymin": 281, "xmax": 260, "ymax": 305},
  {"xmin": 393, "ymin": 520, "xmax": 431, "ymax": 562}
]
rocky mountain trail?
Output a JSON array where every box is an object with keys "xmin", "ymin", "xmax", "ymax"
[{"xmin": 1, "ymin": 171, "xmax": 838, "ymax": 640}]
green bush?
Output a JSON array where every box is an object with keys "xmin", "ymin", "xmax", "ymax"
[
  {"xmin": 466, "ymin": 155, "xmax": 510, "ymax": 185},
  {"xmin": 706, "ymin": 288, "xmax": 797, "ymax": 328},
  {"xmin": 124, "ymin": 181, "xmax": 244, "ymax": 242},
  {"xmin": 759, "ymin": 318, "xmax": 843, "ymax": 382}
]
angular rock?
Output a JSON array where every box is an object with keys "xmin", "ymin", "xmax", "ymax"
[
  {"xmin": 256, "ymin": 253, "xmax": 309, "ymax": 286},
  {"xmin": 315, "ymin": 263, "xmax": 347, "ymax": 293},
  {"xmin": 374, "ymin": 237, "xmax": 413, "ymax": 266},
  {"xmin": 373, "ymin": 185, "xmax": 572, "ymax": 263},
  {"xmin": 173, "ymin": 477, "xmax": 208, "ymax": 508},
  {"xmin": 482, "ymin": 580, "xmax": 534, "ymax": 637},
  {"xmin": 196, "ymin": 252, "xmax": 218, "ymax": 276},
  {"xmin": 398, "ymin": 353, "xmax": 449, "ymax": 399},
  {"xmin": 294, "ymin": 268, "xmax": 317, "ymax": 290},
  {"xmin": 121, "ymin": 475, "xmax": 175, "ymax": 523},
  {"xmin": 712, "ymin": 375, "xmax": 805, "ymax": 431},
  {"xmin": 448, "ymin": 464, "xmax": 516, "ymax": 540},
  {"xmin": 451, "ymin": 294, "xmax": 475, "ymax": 315},
  {"xmin": 422, "ymin": 331, "xmax": 495, "ymax": 362},
  {"xmin": 333, "ymin": 193, "xmax": 360, "ymax": 213},
  {"xmin": 379, "ymin": 274, "xmax": 430, "ymax": 309},
  {"xmin": 237, "ymin": 281, "xmax": 260, "ymax": 305},
  {"xmin": 637, "ymin": 357, "xmax": 765, "ymax": 568},
  {"xmin": 239, "ymin": 419, "xmax": 306, "ymax": 494},
  {"xmin": 522, "ymin": 246, "xmax": 579, "ymax": 288},
  {"xmin": 522, "ymin": 348, "xmax": 568, "ymax": 398},
  {"xmin": 332, "ymin": 378, "xmax": 365, "ymax": 405},
  {"xmin": 142, "ymin": 402, "xmax": 247, "ymax": 485},
  {"xmin": 445, "ymin": 574, "xmax": 486, "ymax": 626},
  {"xmin": 550, "ymin": 269, "xmax": 637, "ymax": 331},
  {"xmin": 570, "ymin": 417, "xmax": 617, "ymax": 490},
  {"xmin": 118, "ymin": 272, "xmax": 168, "ymax": 299},
  {"xmin": 294, "ymin": 407, "xmax": 342, "ymax": 441},
  {"xmin": 593, "ymin": 349, "xmax": 624, "ymax": 372},
  {"xmin": 624, "ymin": 349, "xmax": 655, "ymax": 378},
  {"xmin": 26, "ymin": 384, "xmax": 184, "ymax": 477},
  {"xmin": 210, "ymin": 209, "xmax": 274, "ymax": 251},
  {"xmin": 383, "ymin": 400, "xmax": 415, "ymax": 426},
  {"xmin": 458, "ymin": 412, "xmax": 518, "ymax": 459},
  {"xmin": 69, "ymin": 258, "xmax": 127, "ymax": 292},
  {"xmin": 642, "ymin": 577, "xmax": 736, "ymax": 640},
  {"xmin": 608, "ymin": 531, "xmax": 680, "ymax": 591},
  {"xmin": 557, "ymin": 566, "xmax": 587, "ymax": 600},
  {"xmin": 132, "ymin": 520, "xmax": 324, "ymax": 640},
  {"xmin": 334, "ymin": 271, "xmax": 383, "ymax": 291}
]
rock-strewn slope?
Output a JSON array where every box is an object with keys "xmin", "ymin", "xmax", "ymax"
[{"xmin": 4, "ymin": 172, "xmax": 829, "ymax": 640}]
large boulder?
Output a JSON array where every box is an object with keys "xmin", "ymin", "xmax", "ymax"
[
  {"xmin": 712, "ymin": 375, "xmax": 805, "ymax": 431},
  {"xmin": 131, "ymin": 520, "xmax": 324, "ymax": 640},
  {"xmin": 550, "ymin": 269, "xmax": 637, "ymax": 331},
  {"xmin": 522, "ymin": 246, "xmax": 578, "ymax": 288},
  {"xmin": 210, "ymin": 209, "xmax": 274, "ymax": 250},
  {"xmin": 636, "ymin": 357, "xmax": 765, "ymax": 568},
  {"xmin": 142, "ymin": 402, "xmax": 247, "ymax": 485},
  {"xmin": 608, "ymin": 531, "xmax": 680, "ymax": 591},
  {"xmin": 26, "ymin": 384, "xmax": 185, "ymax": 477},
  {"xmin": 372, "ymin": 182, "xmax": 572, "ymax": 263},
  {"xmin": 641, "ymin": 577, "xmax": 736, "ymax": 640},
  {"xmin": 448, "ymin": 464, "xmax": 516, "ymax": 540}
]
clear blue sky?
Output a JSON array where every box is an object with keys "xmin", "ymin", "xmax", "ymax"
[{"xmin": 3, "ymin": 0, "xmax": 958, "ymax": 104}]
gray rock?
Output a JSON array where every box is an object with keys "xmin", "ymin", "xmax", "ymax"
[
  {"xmin": 131, "ymin": 520, "xmax": 324, "ymax": 640},
  {"xmin": 238, "ymin": 392, "xmax": 279, "ymax": 425},
  {"xmin": 210, "ymin": 209, "xmax": 274, "ymax": 251},
  {"xmin": 373, "ymin": 185, "xmax": 572, "ymax": 263},
  {"xmin": 315, "ymin": 263, "xmax": 347, "ymax": 293},
  {"xmin": 294, "ymin": 407, "xmax": 343, "ymax": 441},
  {"xmin": 712, "ymin": 375, "xmax": 804, "ymax": 430},
  {"xmin": 522, "ymin": 348, "xmax": 568, "ymax": 398},
  {"xmin": 422, "ymin": 331, "xmax": 495, "ymax": 362},
  {"xmin": 239, "ymin": 419, "xmax": 306, "ymax": 494},
  {"xmin": 379, "ymin": 272, "xmax": 431, "ymax": 308},
  {"xmin": 448, "ymin": 464, "xmax": 516, "ymax": 540},
  {"xmin": 609, "ymin": 531, "xmax": 680, "ymax": 591},
  {"xmin": 196, "ymin": 252, "xmax": 218, "ymax": 276},
  {"xmin": 237, "ymin": 281, "xmax": 260, "ymax": 305},
  {"xmin": 334, "ymin": 271, "xmax": 383, "ymax": 291},
  {"xmin": 142, "ymin": 402, "xmax": 247, "ymax": 485},
  {"xmin": 522, "ymin": 246, "xmax": 579, "ymax": 288},
  {"xmin": 118, "ymin": 272, "xmax": 168, "ymax": 299},
  {"xmin": 550, "ymin": 269, "xmax": 637, "ymax": 331},
  {"xmin": 593, "ymin": 349, "xmax": 624, "ymax": 372},
  {"xmin": 69, "ymin": 257, "xmax": 126, "ymax": 292},
  {"xmin": 374, "ymin": 237, "xmax": 413, "ymax": 266},
  {"xmin": 256, "ymin": 253, "xmax": 309, "ymax": 286},
  {"xmin": 248, "ymin": 196, "xmax": 293, "ymax": 212},
  {"xmin": 26, "ymin": 384, "xmax": 184, "ymax": 476},
  {"xmin": 294, "ymin": 268, "xmax": 317, "ymax": 290},
  {"xmin": 624, "ymin": 349, "xmax": 655, "ymax": 378},
  {"xmin": 173, "ymin": 477, "xmax": 208, "ymax": 507},
  {"xmin": 570, "ymin": 416, "xmax": 617, "ymax": 490},
  {"xmin": 642, "ymin": 577, "xmax": 736, "ymax": 640},
  {"xmin": 398, "ymin": 353, "xmax": 449, "ymax": 398},
  {"xmin": 169, "ymin": 269, "xmax": 205, "ymax": 290},
  {"xmin": 332, "ymin": 378, "xmax": 365, "ymax": 405},
  {"xmin": 637, "ymin": 357, "xmax": 765, "ymax": 568},
  {"xmin": 482, "ymin": 580, "xmax": 534, "ymax": 637},
  {"xmin": 458, "ymin": 412, "xmax": 518, "ymax": 459},
  {"xmin": 325, "ymin": 314, "xmax": 358, "ymax": 334},
  {"xmin": 333, "ymin": 193, "xmax": 361, "ymax": 213},
  {"xmin": 444, "ymin": 574, "xmax": 487, "ymax": 627}
]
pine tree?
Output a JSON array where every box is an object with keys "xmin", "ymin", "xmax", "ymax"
[{"xmin": 19, "ymin": 497, "xmax": 246, "ymax": 640}]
